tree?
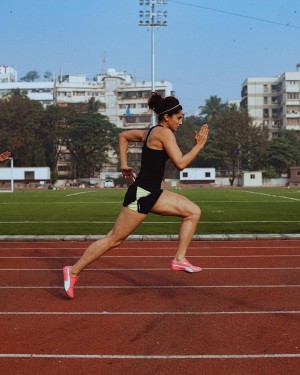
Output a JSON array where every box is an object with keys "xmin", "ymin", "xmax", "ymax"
[
  {"xmin": 87, "ymin": 97, "xmax": 105, "ymax": 113},
  {"xmin": 200, "ymin": 95, "xmax": 226, "ymax": 122},
  {"xmin": 284, "ymin": 130, "xmax": 300, "ymax": 166},
  {"xmin": 212, "ymin": 107, "xmax": 268, "ymax": 185},
  {"xmin": 44, "ymin": 71, "xmax": 53, "ymax": 81},
  {"xmin": 1, "ymin": 88, "xmax": 28, "ymax": 101},
  {"xmin": 65, "ymin": 113, "xmax": 120, "ymax": 178},
  {"xmin": 243, "ymin": 123, "xmax": 269, "ymax": 171},
  {"xmin": 266, "ymin": 137, "xmax": 296, "ymax": 175},
  {"xmin": 0, "ymin": 95, "xmax": 45, "ymax": 166},
  {"xmin": 41, "ymin": 105, "xmax": 76, "ymax": 173},
  {"xmin": 20, "ymin": 70, "xmax": 40, "ymax": 82}
]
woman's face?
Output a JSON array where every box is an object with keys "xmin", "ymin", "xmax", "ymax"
[{"xmin": 165, "ymin": 110, "xmax": 183, "ymax": 132}]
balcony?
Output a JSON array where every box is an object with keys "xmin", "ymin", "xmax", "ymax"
[{"xmin": 286, "ymin": 111, "xmax": 300, "ymax": 118}]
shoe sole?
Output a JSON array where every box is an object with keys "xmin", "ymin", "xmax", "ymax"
[
  {"xmin": 63, "ymin": 266, "xmax": 74, "ymax": 299},
  {"xmin": 171, "ymin": 265, "xmax": 202, "ymax": 273}
]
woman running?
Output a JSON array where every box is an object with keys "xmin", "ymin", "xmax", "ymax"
[{"xmin": 63, "ymin": 92, "xmax": 209, "ymax": 299}]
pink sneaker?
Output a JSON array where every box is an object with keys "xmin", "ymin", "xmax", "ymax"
[
  {"xmin": 170, "ymin": 258, "xmax": 202, "ymax": 273},
  {"xmin": 63, "ymin": 266, "xmax": 78, "ymax": 299}
]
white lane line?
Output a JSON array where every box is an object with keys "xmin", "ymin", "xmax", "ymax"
[
  {"xmin": 0, "ymin": 246, "xmax": 300, "ymax": 250},
  {"xmin": 0, "ymin": 220, "xmax": 300, "ymax": 224},
  {"xmin": 1, "ymin": 311, "xmax": 300, "ymax": 316},
  {"xmin": 1, "ymin": 255, "xmax": 300, "ymax": 258},
  {"xmin": 0, "ymin": 201, "xmax": 116, "ymax": 205},
  {"xmin": 0, "ymin": 285, "xmax": 299, "ymax": 289},
  {"xmin": 243, "ymin": 190, "xmax": 300, "ymax": 202},
  {"xmin": 0, "ymin": 200, "xmax": 298, "ymax": 205},
  {"xmin": 66, "ymin": 191, "xmax": 96, "ymax": 197},
  {"xmin": 0, "ymin": 353, "xmax": 300, "ymax": 359},
  {"xmin": 1, "ymin": 267, "xmax": 300, "ymax": 271}
]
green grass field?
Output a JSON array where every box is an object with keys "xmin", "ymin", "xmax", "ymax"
[{"xmin": 0, "ymin": 187, "xmax": 299, "ymax": 235}]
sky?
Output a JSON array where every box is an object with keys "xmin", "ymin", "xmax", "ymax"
[{"xmin": 1, "ymin": 0, "xmax": 300, "ymax": 114}]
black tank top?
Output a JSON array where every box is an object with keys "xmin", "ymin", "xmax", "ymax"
[{"xmin": 136, "ymin": 125, "xmax": 169, "ymax": 190}]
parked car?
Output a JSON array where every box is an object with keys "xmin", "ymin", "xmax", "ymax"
[{"xmin": 104, "ymin": 179, "xmax": 114, "ymax": 188}]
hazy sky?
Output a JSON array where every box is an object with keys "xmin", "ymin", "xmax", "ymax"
[{"xmin": 1, "ymin": 0, "xmax": 300, "ymax": 114}]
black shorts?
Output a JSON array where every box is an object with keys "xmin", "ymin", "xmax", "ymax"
[{"xmin": 123, "ymin": 183, "xmax": 163, "ymax": 214}]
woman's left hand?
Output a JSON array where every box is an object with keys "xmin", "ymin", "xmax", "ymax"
[
  {"xmin": 0, "ymin": 151, "xmax": 11, "ymax": 162},
  {"xmin": 194, "ymin": 124, "xmax": 209, "ymax": 148}
]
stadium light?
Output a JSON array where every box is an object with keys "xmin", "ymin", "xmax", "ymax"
[{"xmin": 139, "ymin": 0, "xmax": 168, "ymax": 126}]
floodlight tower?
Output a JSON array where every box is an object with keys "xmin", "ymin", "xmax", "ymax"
[{"xmin": 139, "ymin": 0, "xmax": 168, "ymax": 127}]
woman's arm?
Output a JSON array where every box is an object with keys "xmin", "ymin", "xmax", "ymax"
[
  {"xmin": 119, "ymin": 129, "xmax": 146, "ymax": 182},
  {"xmin": 161, "ymin": 124, "xmax": 209, "ymax": 171}
]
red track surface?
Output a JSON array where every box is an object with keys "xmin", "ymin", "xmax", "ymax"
[{"xmin": 0, "ymin": 240, "xmax": 300, "ymax": 374}]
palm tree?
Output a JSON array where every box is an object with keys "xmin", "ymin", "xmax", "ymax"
[
  {"xmin": 87, "ymin": 97, "xmax": 106, "ymax": 113},
  {"xmin": 200, "ymin": 95, "xmax": 225, "ymax": 121}
]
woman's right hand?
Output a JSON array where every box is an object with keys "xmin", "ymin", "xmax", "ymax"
[
  {"xmin": 194, "ymin": 124, "xmax": 209, "ymax": 148},
  {"xmin": 122, "ymin": 166, "xmax": 136, "ymax": 184}
]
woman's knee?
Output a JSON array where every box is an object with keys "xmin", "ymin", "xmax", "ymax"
[
  {"xmin": 106, "ymin": 232, "xmax": 125, "ymax": 248},
  {"xmin": 187, "ymin": 202, "xmax": 201, "ymax": 221}
]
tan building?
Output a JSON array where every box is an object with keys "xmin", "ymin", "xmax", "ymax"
[{"xmin": 241, "ymin": 68, "xmax": 300, "ymax": 138}]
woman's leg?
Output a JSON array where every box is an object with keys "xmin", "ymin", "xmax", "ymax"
[
  {"xmin": 71, "ymin": 207, "xmax": 147, "ymax": 276},
  {"xmin": 150, "ymin": 190, "xmax": 201, "ymax": 262}
]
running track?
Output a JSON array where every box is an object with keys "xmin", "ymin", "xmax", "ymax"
[{"xmin": 0, "ymin": 239, "xmax": 300, "ymax": 375}]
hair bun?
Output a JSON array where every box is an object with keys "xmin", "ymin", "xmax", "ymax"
[{"xmin": 148, "ymin": 92, "xmax": 162, "ymax": 114}]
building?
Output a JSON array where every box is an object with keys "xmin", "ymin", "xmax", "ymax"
[
  {"xmin": 0, "ymin": 67, "xmax": 173, "ymax": 129},
  {"xmin": 288, "ymin": 166, "xmax": 300, "ymax": 186},
  {"xmin": 56, "ymin": 68, "xmax": 173, "ymax": 129},
  {"xmin": 0, "ymin": 81, "xmax": 54, "ymax": 108},
  {"xmin": 241, "ymin": 68, "xmax": 300, "ymax": 138},
  {"xmin": 180, "ymin": 168, "xmax": 216, "ymax": 185},
  {"xmin": 242, "ymin": 171, "xmax": 263, "ymax": 187},
  {"xmin": 0, "ymin": 166, "xmax": 50, "ymax": 191},
  {"xmin": 0, "ymin": 66, "xmax": 174, "ymax": 177},
  {"xmin": 0, "ymin": 66, "xmax": 17, "ymax": 83}
]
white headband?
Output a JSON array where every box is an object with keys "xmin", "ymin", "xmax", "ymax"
[{"xmin": 158, "ymin": 104, "xmax": 181, "ymax": 115}]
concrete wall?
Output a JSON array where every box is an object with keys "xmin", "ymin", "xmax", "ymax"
[
  {"xmin": 180, "ymin": 168, "xmax": 216, "ymax": 182},
  {"xmin": 0, "ymin": 167, "xmax": 50, "ymax": 181}
]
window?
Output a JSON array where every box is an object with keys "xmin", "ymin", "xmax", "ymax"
[
  {"xmin": 263, "ymin": 109, "xmax": 269, "ymax": 118},
  {"xmin": 287, "ymin": 118, "xmax": 300, "ymax": 125},
  {"xmin": 73, "ymin": 91, "xmax": 85, "ymax": 96},
  {"xmin": 183, "ymin": 172, "xmax": 188, "ymax": 177},
  {"xmin": 287, "ymin": 93, "xmax": 299, "ymax": 99},
  {"xmin": 58, "ymin": 166, "xmax": 71, "ymax": 171},
  {"xmin": 250, "ymin": 174, "xmax": 255, "ymax": 179},
  {"xmin": 264, "ymin": 97, "xmax": 268, "ymax": 104},
  {"xmin": 271, "ymin": 84, "xmax": 279, "ymax": 92},
  {"xmin": 297, "ymin": 171, "xmax": 300, "ymax": 177},
  {"xmin": 205, "ymin": 172, "xmax": 211, "ymax": 178},
  {"xmin": 24, "ymin": 171, "xmax": 35, "ymax": 180},
  {"xmin": 263, "ymin": 84, "xmax": 268, "ymax": 92}
]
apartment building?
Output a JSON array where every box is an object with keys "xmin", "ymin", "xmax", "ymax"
[
  {"xmin": 0, "ymin": 67, "xmax": 173, "ymax": 128},
  {"xmin": 241, "ymin": 69, "xmax": 300, "ymax": 138},
  {"xmin": 0, "ymin": 66, "xmax": 18, "ymax": 83},
  {"xmin": 0, "ymin": 66, "xmax": 173, "ymax": 177}
]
